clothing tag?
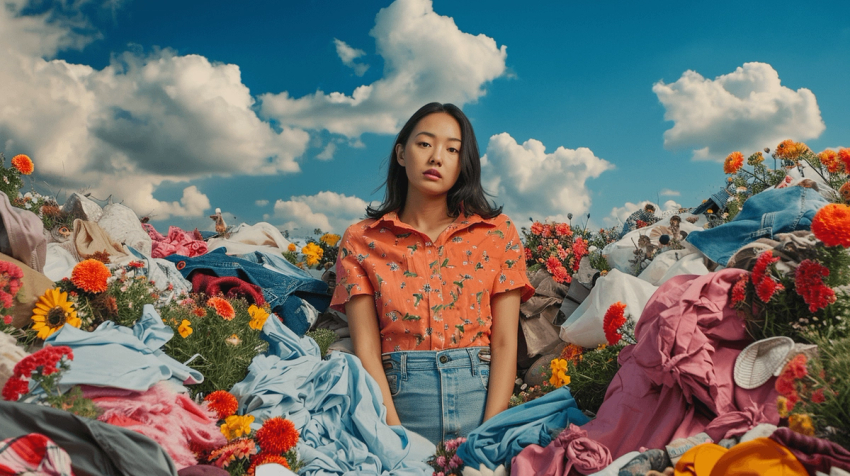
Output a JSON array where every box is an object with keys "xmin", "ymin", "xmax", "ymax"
[{"xmin": 478, "ymin": 351, "xmax": 491, "ymax": 362}]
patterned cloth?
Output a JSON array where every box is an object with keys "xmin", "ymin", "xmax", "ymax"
[
  {"xmin": 0, "ymin": 434, "xmax": 73, "ymax": 476},
  {"xmin": 331, "ymin": 212, "xmax": 534, "ymax": 352}
]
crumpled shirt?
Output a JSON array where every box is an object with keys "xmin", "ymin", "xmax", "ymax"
[{"xmin": 144, "ymin": 223, "xmax": 208, "ymax": 258}]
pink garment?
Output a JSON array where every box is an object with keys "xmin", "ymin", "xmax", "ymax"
[
  {"xmin": 144, "ymin": 224, "xmax": 208, "ymax": 258},
  {"xmin": 580, "ymin": 270, "xmax": 778, "ymax": 459},
  {"xmin": 511, "ymin": 424, "xmax": 612, "ymax": 476},
  {"xmin": 83, "ymin": 382, "xmax": 226, "ymax": 470}
]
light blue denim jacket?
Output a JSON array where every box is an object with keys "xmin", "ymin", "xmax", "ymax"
[{"xmin": 686, "ymin": 186, "xmax": 829, "ymax": 265}]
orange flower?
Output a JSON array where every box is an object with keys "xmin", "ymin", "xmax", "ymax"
[
  {"xmin": 723, "ymin": 152, "xmax": 744, "ymax": 174},
  {"xmin": 255, "ymin": 416, "xmax": 299, "ymax": 454},
  {"xmin": 775, "ymin": 139, "xmax": 806, "ymax": 160},
  {"xmin": 559, "ymin": 343, "xmax": 584, "ymax": 365},
  {"xmin": 193, "ymin": 307, "xmax": 207, "ymax": 318},
  {"xmin": 204, "ymin": 390, "xmax": 239, "ymax": 420},
  {"xmin": 207, "ymin": 297, "xmax": 235, "ymax": 320},
  {"xmin": 839, "ymin": 148, "xmax": 850, "ymax": 174},
  {"xmin": 248, "ymin": 453, "xmax": 289, "ymax": 475},
  {"xmin": 818, "ymin": 150, "xmax": 841, "ymax": 173},
  {"xmin": 839, "ymin": 182, "xmax": 850, "ymax": 202},
  {"xmin": 71, "ymin": 259, "xmax": 111, "ymax": 293},
  {"xmin": 811, "ymin": 203, "xmax": 850, "ymax": 248},
  {"xmin": 11, "ymin": 154, "xmax": 34, "ymax": 175}
]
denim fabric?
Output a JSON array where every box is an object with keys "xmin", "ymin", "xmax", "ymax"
[
  {"xmin": 692, "ymin": 187, "xmax": 734, "ymax": 215},
  {"xmin": 686, "ymin": 187, "xmax": 829, "ymax": 266},
  {"xmin": 165, "ymin": 248, "xmax": 330, "ymax": 336},
  {"xmin": 384, "ymin": 347, "xmax": 490, "ymax": 445},
  {"xmin": 456, "ymin": 386, "xmax": 590, "ymax": 470},
  {"xmin": 46, "ymin": 304, "xmax": 203, "ymax": 392},
  {"xmin": 231, "ymin": 316, "xmax": 434, "ymax": 476}
]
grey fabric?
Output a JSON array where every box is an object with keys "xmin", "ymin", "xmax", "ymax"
[
  {"xmin": 61, "ymin": 192, "xmax": 103, "ymax": 222},
  {"xmin": 520, "ymin": 269, "xmax": 569, "ymax": 357},
  {"xmin": 0, "ymin": 401, "xmax": 178, "ymax": 476},
  {"xmin": 0, "ymin": 193, "xmax": 46, "ymax": 272},
  {"xmin": 726, "ymin": 230, "xmax": 819, "ymax": 273}
]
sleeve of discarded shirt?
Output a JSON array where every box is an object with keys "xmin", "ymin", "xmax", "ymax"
[
  {"xmin": 492, "ymin": 215, "xmax": 535, "ymax": 302},
  {"xmin": 330, "ymin": 226, "xmax": 375, "ymax": 313}
]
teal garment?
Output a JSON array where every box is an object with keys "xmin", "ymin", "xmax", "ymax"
[
  {"xmin": 46, "ymin": 304, "xmax": 202, "ymax": 392},
  {"xmin": 232, "ymin": 316, "xmax": 435, "ymax": 476},
  {"xmin": 456, "ymin": 386, "xmax": 590, "ymax": 470}
]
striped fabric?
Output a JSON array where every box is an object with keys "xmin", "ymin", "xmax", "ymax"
[{"xmin": 0, "ymin": 433, "xmax": 73, "ymax": 476}]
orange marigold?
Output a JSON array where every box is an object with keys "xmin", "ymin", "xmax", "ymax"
[
  {"xmin": 11, "ymin": 154, "xmax": 34, "ymax": 175},
  {"xmin": 248, "ymin": 453, "xmax": 290, "ymax": 475},
  {"xmin": 775, "ymin": 139, "xmax": 806, "ymax": 160},
  {"xmin": 811, "ymin": 203, "xmax": 850, "ymax": 248},
  {"xmin": 839, "ymin": 148, "xmax": 850, "ymax": 174},
  {"xmin": 204, "ymin": 390, "xmax": 239, "ymax": 420},
  {"xmin": 723, "ymin": 152, "xmax": 744, "ymax": 174},
  {"xmin": 71, "ymin": 259, "xmax": 111, "ymax": 293},
  {"xmin": 207, "ymin": 297, "xmax": 235, "ymax": 320},
  {"xmin": 839, "ymin": 182, "xmax": 850, "ymax": 203},
  {"xmin": 255, "ymin": 416, "xmax": 299, "ymax": 454},
  {"xmin": 559, "ymin": 343, "xmax": 584, "ymax": 365},
  {"xmin": 193, "ymin": 307, "xmax": 207, "ymax": 318},
  {"xmin": 818, "ymin": 150, "xmax": 841, "ymax": 173}
]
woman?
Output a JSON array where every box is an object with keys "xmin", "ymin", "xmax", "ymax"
[{"xmin": 330, "ymin": 103, "xmax": 534, "ymax": 444}]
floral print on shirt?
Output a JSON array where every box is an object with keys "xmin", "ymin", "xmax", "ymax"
[{"xmin": 330, "ymin": 212, "xmax": 535, "ymax": 353}]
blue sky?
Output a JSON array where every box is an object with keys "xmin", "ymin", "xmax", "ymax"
[{"xmin": 2, "ymin": 0, "xmax": 848, "ymax": 239}]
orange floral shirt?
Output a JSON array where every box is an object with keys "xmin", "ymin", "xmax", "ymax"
[{"xmin": 330, "ymin": 212, "xmax": 535, "ymax": 353}]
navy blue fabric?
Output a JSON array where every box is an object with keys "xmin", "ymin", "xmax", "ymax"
[
  {"xmin": 692, "ymin": 187, "xmax": 734, "ymax": 215},
  {"xmin": 687, "ymin": 187, "xmax": 829, "ymax": 266},
  {"xmin": 165, "ymin": 248, "xmax": 330, "ymax": 336}
]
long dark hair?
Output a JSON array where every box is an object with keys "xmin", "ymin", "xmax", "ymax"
[{"xmin": 366, "ymin": 102, "xmax": 502, "ymax": 219}]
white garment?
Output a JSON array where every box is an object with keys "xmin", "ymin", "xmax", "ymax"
[
  {"xmin": 559, "ymin": 269, "xmax": 658, "ymax": 348},
  {"xmin": 0, "ymin": 332, "xmax": 28, "ymax": 389},
  {"xmin": 207, "ymin": 222, "xmax": 292, "ymax": 255},
  {"xmin": 44, "ymin": 243, "xmax": 77, "ymax": 281},
  {"xmin": 638, "ymin": 249, "xmax": 709, "ymax": 286},
  {"xmin": 587, "ymin": 451, "xmax": 641, "ymax": 476},
  {"xmin": 97, "ymin": 203, "xmax": 152, "ymax": 256},
  {"xmin": 602, "ymin": 217, "xmax": 702, "ymax": 275}
]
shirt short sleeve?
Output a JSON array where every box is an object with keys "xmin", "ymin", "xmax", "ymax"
[
  {"xmin": 330, "ymin": 226, "xmax": 374, "ymax": 313},
  {"xmin": 491, "ymin": 216, "xmax": 535, "ymax": 302}
]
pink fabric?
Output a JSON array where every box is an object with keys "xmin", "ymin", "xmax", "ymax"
[
  {"xmin": 83, "ymin": 382, "xmax": 226, "ymax": 470},
  {"xmin": 579, "ymin": 270, "xmax": 779, "ymax": 459},
  {"xmin": 511, "ymin": 424, "xmax": 612, "ymax": 476},
  {"xmin": 143, "ymin": 224, "xmax": 208, "ymax": 258}
]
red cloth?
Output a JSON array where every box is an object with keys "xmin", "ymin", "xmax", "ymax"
[
  {"xmin": 511, "ymin": 424, "xmax": 612, "ymax": 476},
  {"xmin": 190, "ymin": 271, "xmax": 266, "ymax": 306},
  {"xmin": 770, "ymin": 427, "xmax": 850, "ymax": 475},
  {"xmin": 578, "ymin": 270, "xmax": 779, "ymax": 459},
  {"xmin": 143, "ymin": 224, "xmax": 208, "ymax": 258},
  {"xmin": 0, "ymin": 434, "xmax": 73, "ymax": 476}
]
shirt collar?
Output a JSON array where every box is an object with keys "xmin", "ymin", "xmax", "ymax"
[{"xmin": 367, "ymin": 210, "xmax": 496, "ymax": 235}]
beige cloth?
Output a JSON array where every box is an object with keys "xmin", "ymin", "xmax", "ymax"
[
  {"xmin": 206, "ymin": 222, "xmax": 292, "ymax": 255},
  {"xmin": 57, "ymin": 219, "xmax": 127, "ymax": 262},
  {"xmin": 0, "ymin": 193, "xmax": 46, "ymax": 272},
  {"xmin": 727, "ymin": 231, "xmax": 818, "ymax": 273},
  {"xmin": 0, "ymin": 253, "xmax": 56, "ymax": 329},
  {"xmin": 0, "ymin": 332, "xmax": 28, "ymax": 389}
]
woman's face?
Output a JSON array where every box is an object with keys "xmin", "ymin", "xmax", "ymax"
[{"xmin": 396, "ymin": 112, "xmax": 463, "ymax": 199}]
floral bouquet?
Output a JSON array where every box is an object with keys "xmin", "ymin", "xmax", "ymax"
[
  {"xmin": 522, "ymin": 221, "xmax": 590, "ymax": 284},
  {"xmin": 283, "ymin": 229, "xmax": 341, "ymax": 270},
  {"xmin": 202, "ymin": 390, "xmax": 302, "ymax": 475},
  {"xmin": 1, "ymin": 345, "xmax": 100, "ymax": 418},
  {"xmin": 428, "ymin": 437, "xmax": 466, "ymax": 476},
  {"xmin": 159, "ymin": 296, "xmax": 270, "ymax": 398},
  {"xmin": 0, "ymin": 153, "xmax": 32, "ymax": 204}
]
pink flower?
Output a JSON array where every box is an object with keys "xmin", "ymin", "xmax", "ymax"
[
  {"xmin": 435, "ymin": 456, "xmax": 446, "ymax": 468},
  {"xmin": 530, "ymin": 222, "xmax": 544, "ymax": 236},
  {"xmin": 812, "ymin": 388, "xmax": 826, "ymax": 404},
  {"xmin": 555, "ymin": 223, "xmax": 572, "ymax": 237},
  {"xmin": 2, "ymin": 315, "xmax": 12, "ymax": 325},
  {"xmin": 449, "ymin": 454, "xmax": 462, "ymax": 469}
]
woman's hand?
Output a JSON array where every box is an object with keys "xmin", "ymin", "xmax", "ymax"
[
  {"xmin": 346, "ymin": 294, "xmax": 402, "ymax": 426},
  {"xmin": 483, "ymin": 288, "xmax": 522, "ymax": 421}
]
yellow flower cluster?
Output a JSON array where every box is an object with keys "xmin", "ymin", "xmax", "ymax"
[
  {"xmin": 319, "ymin": 233, "xmax": 341, "ymax": 247},
  {"xmin": 548, "ymin": 358, "xmax": 570, "ymax": 388},
  {"xmin": 248, "ymin": 304, "xmax": 270, "ymax": 330},
  {"xmin": 302, "ymin": 243, "xmax": 324, "ymax": 267},
  {"xmin": 178, "ymin": 319, "xmax": 193, "ymax": 338},
  {"xmin": 221, "ymin": 414, "xmax": 254, "ymax": 440},
  {"xmin": 287, "ymin": 243, "xmax": 297, "ymax": 252},
  {"xmin": 788, "ymin": 413, "xmax": 815, "ymax": 436}
]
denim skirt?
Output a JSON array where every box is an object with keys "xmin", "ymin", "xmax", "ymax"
[{"xmin": 382, "ymin": 347, "xmax": 490, "ymax": 445}]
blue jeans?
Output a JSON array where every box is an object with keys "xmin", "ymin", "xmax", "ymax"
[
  {"xmin": 165, "ymin": 248, "xmax": 330, "ymax": 336},
  {"xmin": 384, "ymin": 347, "xmax": 490, "ymax": 445}
]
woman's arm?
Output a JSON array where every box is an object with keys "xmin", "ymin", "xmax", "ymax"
[
  {"xmin": 483, "ymin": 288, "xmax": 522, "ymax": 421},
  {"xmin": 346, "ymin": 294, "xmax": 402, "ymax": 426}
]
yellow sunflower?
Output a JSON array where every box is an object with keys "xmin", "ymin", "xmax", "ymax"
[{"xmin": 31, "ymin": 288, "xmax": 81, "ymax": 339}]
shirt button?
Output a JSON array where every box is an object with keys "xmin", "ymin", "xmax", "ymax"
[{"xmin": 439, "ymin": 355, "xmax": 449, "ymax": 363}]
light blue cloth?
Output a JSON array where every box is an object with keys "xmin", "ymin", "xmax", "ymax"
[
  {"xmin": 232, "ymin": 316, "xmax": 434, "ymax": 475},
  {"xmin": 46, "ymin": 304, "xmax": 202, "ymax": 392},
  {"xmin": 456, "ymin": 386, "xmax": 590, "ymax": 470}
]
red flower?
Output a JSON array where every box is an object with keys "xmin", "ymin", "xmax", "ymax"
[
  {"xmin": 207, "ymin": 297, "xmax": 235, "ymax": 320},
  {"xmin": 552, "ymin": 266, "xmax": 570, "ymax": 284},
  {"xmin": 731, "ymin": 274, "xmax": 749, "ymax": 306},
  {"xmin": 530, "ymin": 222, "xmax": 544, "ymax": 236},
  {"xmin": 545, "ymin": 256, "xmax": 561, "ymax": 275},
  {"xmin": 524, "ymin": 248, "xmax": 532, "ymax": 261},
  {"xmin": 204, "ymin": 390, "xmax": 239, "ymax": 420},
  {"xmin": 572, "ymin": 237, "xmax": 587, "ymax": 260},
  {"xmin": 775, "ymin": 375, "xmax": 796, "ymax": 398},
  {"xmin": 811, "ymin": 388, "xmax": 826, "ymax": 404},
  {"xmin": 555, "ymin": 223, "xmax": 572, "ymax": 237},
  {"xmin": 1, "ymin": 376, "xmax": 30, "ymax": 401},
  {"xmin": 635, "ymin": 220, "xmax": 648, "ymax": 229},
  {"xmin": 603, "ymin": 302, "xmax": 627, "ymax": 345},
  {"xmin": 752, "ymin": 251, "xmax": 784, "ymax": 302},
  {"xmin": 795, "ymin": 260, "xmax": 836, "ymax": 312},
  {"xmin": 248, "ymin": 453, "xmax": 290, "ymax": 475},
  {"xmin": 785, "ymin": 391, "xmax": 799, "ymax": 409},
  {"xmin": 255, "ymin": 417, "xmax": 299, "ymax": 454},
  {"xmin": 784, "ymin": 354, "xmax": 809, "ymax": 379},
  {"xmin": 839, "ymin": 148, "xmax": 850, "ymax": 174},
  {"xmin": 542, "ymin": 226, "xmax": 553, "ymax": 238}
]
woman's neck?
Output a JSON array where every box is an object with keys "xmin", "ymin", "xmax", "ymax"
[{"xmin": 398, "ymin": 191, "xmax": 455, "ymax": 240}]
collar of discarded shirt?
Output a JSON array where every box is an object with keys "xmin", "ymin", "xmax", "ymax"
[{"xmin": 367, "ymin": 210, "xmax": 497, "ymax": 237}]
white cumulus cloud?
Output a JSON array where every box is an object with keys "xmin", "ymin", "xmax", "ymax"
[
  {"xmin": 603, "ymin": 200, "xmax": 683, "ymax": 227},
  {"xmin": 653, "ymin": 62, "xmax": 825, "ymax": 161},
  {"xmin": 272, "ymin": 191, "xmax": 369, "ymax": 233},
  {"xmin": 334, "ymin": 38, "xmax": 369, "ymax": 77},
  {"xmin": 255, "ymin": 199, "xmax": 269, "ymax": 207},
  {"xmin": 659, "ymin": 188, "xmax": 680, "ymax": 196},
  {"xmin": 0, "ymin": 3, "xmax": 309, "ymax": 219},
  {"xmin": 260, "ymin": 0, "xmax": 508, "ymax": 138},
  {"xmin": 481, "ymin": 133, "xmax": 613, "ymax": 223}
]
